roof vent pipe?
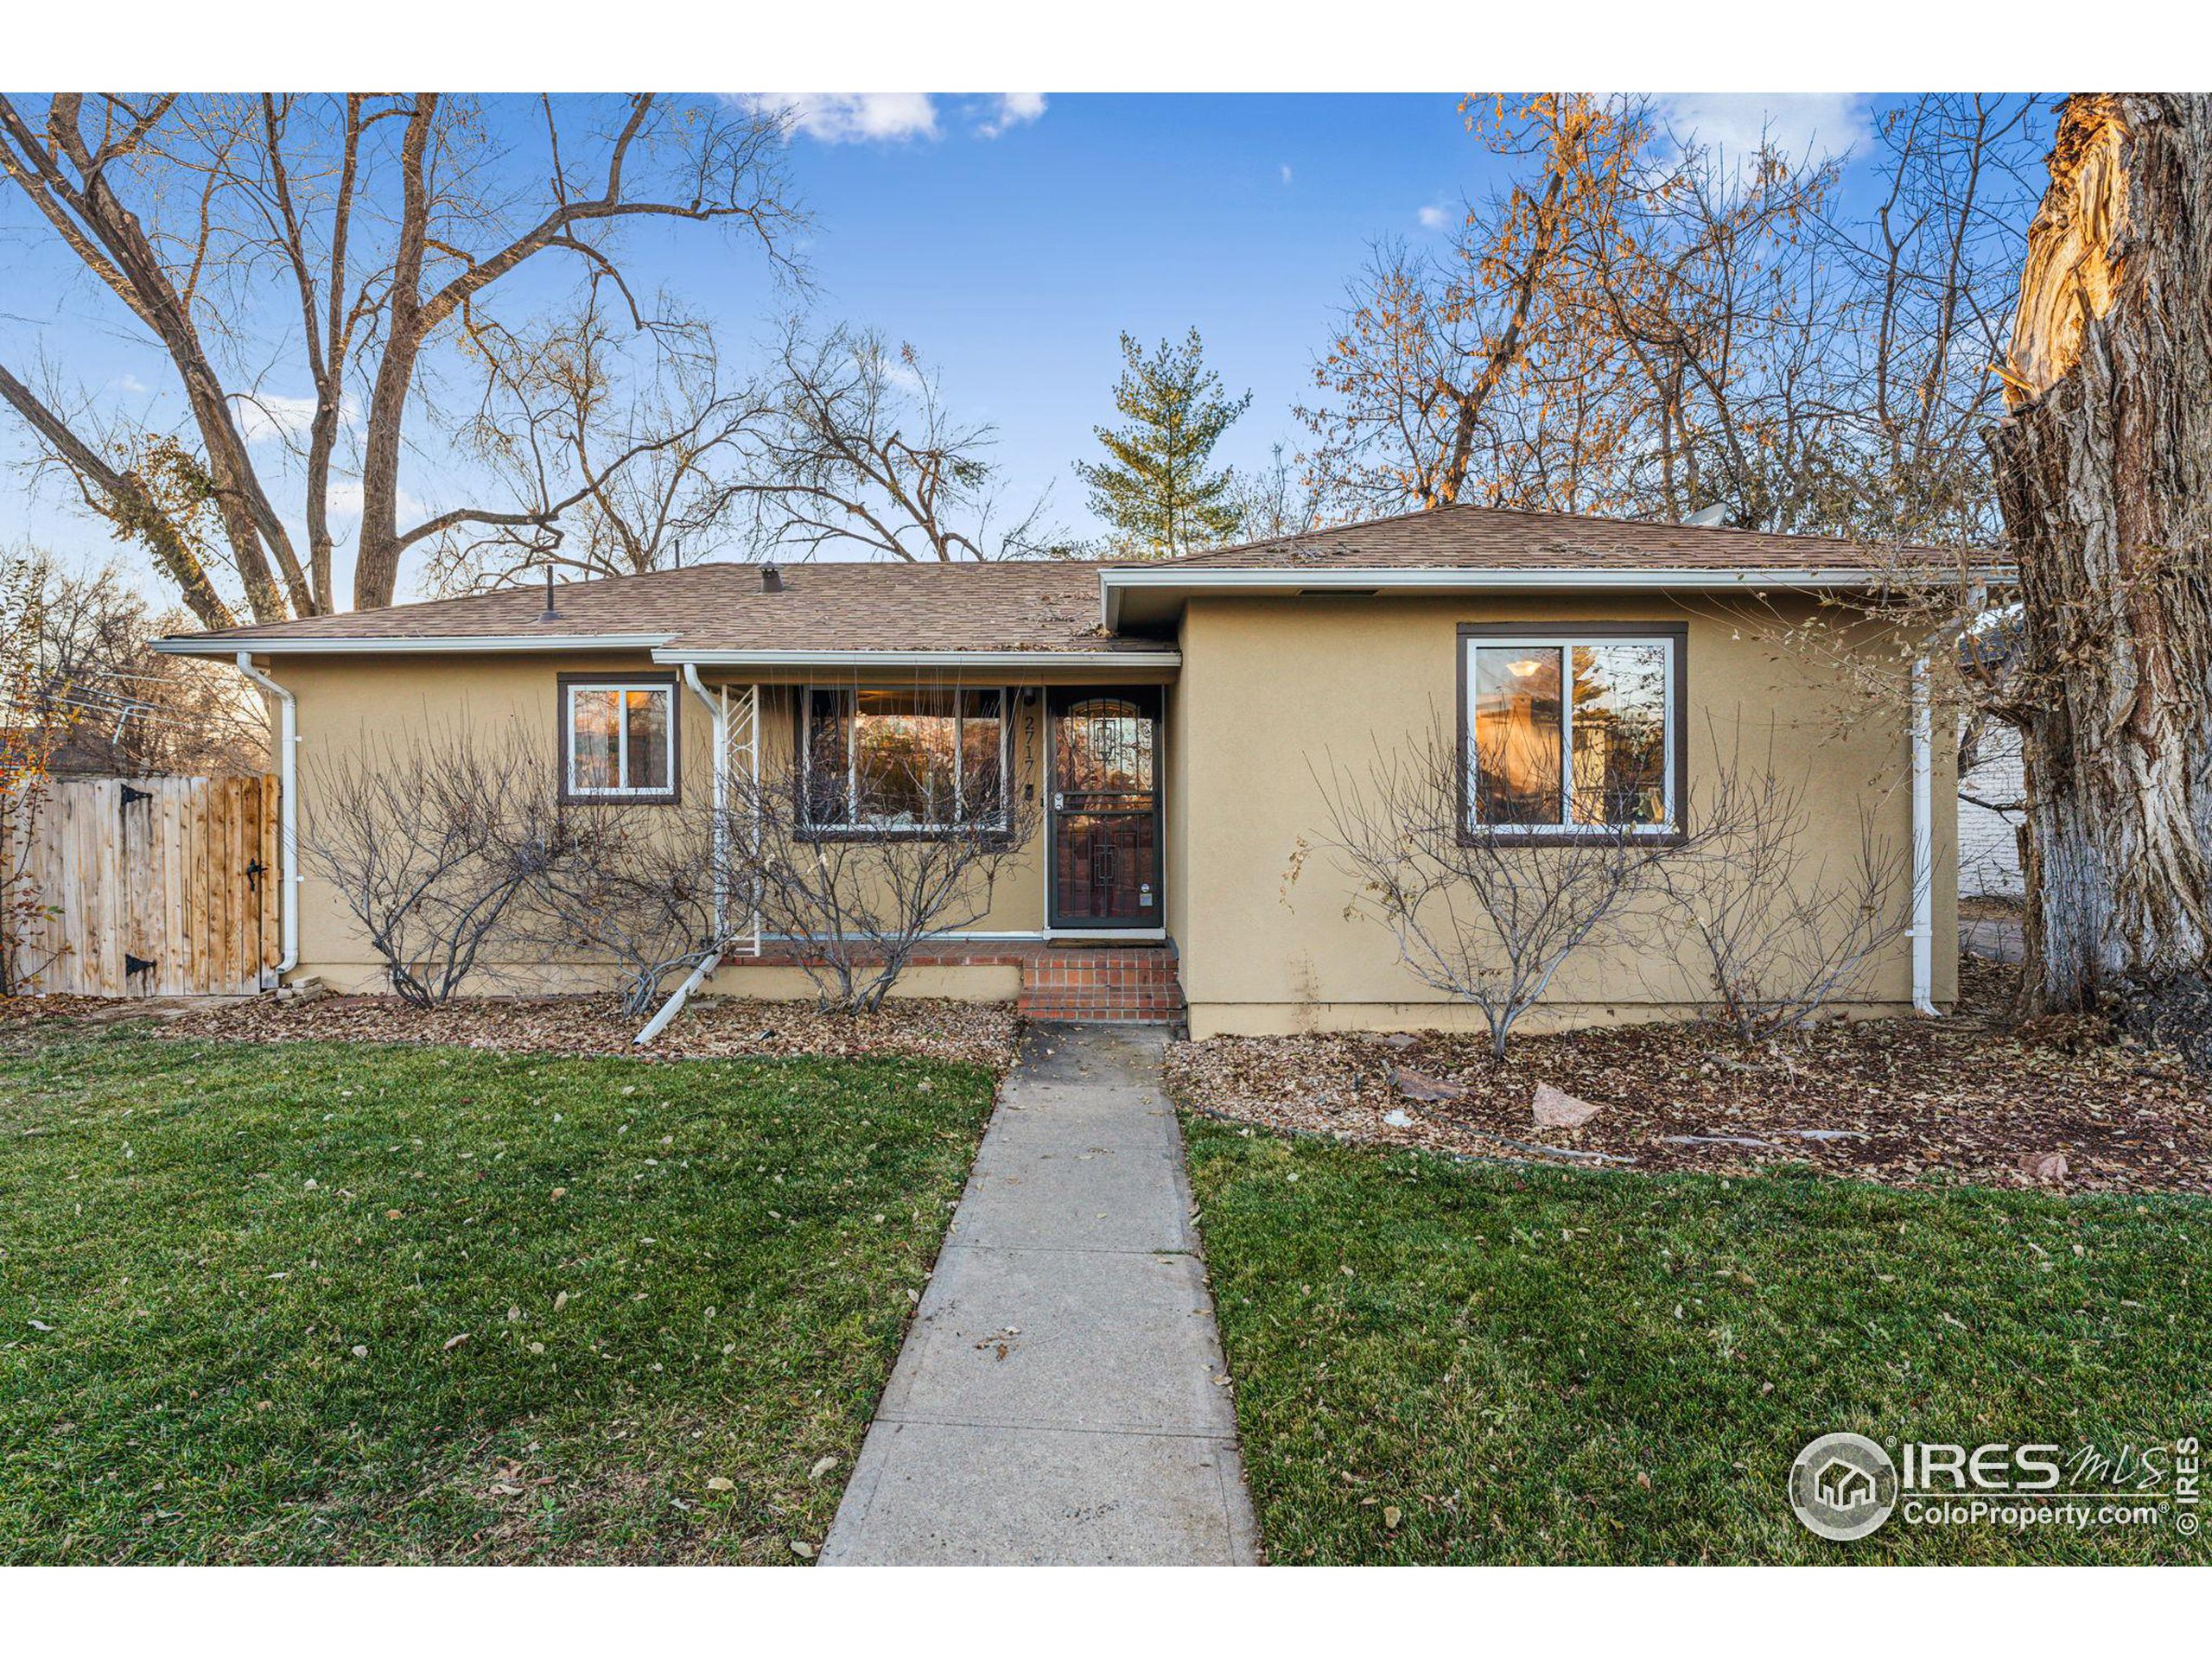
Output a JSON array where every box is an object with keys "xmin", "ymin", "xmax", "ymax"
[
  {"xmin": 760, "ymin": 562, "xmax": 784, "ymax": 594},
  {"xmin": 538, "ymin": 565, "xmax": 561, "ymax": 622}
]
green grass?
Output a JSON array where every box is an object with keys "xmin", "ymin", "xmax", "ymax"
[
  {"xmin": 1185, "ymin": 1119, "xmax": 2212, "ymax": 1563},
  {"xmin": 0, "ymin": 1028, "xmax": 997, "ymax": 1563}
]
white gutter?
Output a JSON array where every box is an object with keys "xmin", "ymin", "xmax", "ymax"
[
  {"xmin": 1096, "ymin": 563, "xmax": 2016, "ymax": 632},
  {"xmin": 152, "ymin": 632, "xmax": 673, "ymax": 658},
  {"xmin": 653, "ymin": 648, "xmax": 1180, "ymax": 670},
  {"xmin": 1910, "ymin": 654, "xmax": 1937, "ymax": 1016},
  {"xmin": 232, "ymin": 652, "xmax": 300, "ymax": 978},
  {"xmin": 633, "ymin": 665, "xmax": 740, "ymax": 1047}
]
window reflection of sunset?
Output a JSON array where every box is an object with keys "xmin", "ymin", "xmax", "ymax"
[{"xmin": 1468, "ymin": 637, "xmax": 1672, "ymax": 831}]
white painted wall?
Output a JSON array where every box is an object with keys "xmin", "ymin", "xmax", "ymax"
[{"xmin": 1960, "ymin": 724, "xmax": 2025, "ymax": 898}]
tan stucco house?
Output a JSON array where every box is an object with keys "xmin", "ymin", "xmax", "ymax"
[{"xmin": 156, "ymin": 503, "xmax": 1987, "ymax": 1036}]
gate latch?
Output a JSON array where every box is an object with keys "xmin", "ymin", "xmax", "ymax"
[{"xmin": 245, "ymin": 857, "xmax": 267, "ymax": 893}]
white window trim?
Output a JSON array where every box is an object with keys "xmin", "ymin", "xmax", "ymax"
[
  {"xmin": 803, "ymin": 685, "xmax": 1015, "ymax": 833},
  {"xmin": 1464, "ymin": 632, "xmax": 1678, "ymax": 836},
  {"xmin": 565, "ymin": 679, "xmax": 677, "ymax": 798}
]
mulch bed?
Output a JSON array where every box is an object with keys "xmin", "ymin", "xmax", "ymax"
[
  {"xmin": 10, "ymin": 990, "xmax": 1020, "ymax": 1073},
  {"xmin": 1166, "ymin": 958, "xmax": 2212, "ymax": 1196},
  {"xmin": 0, "ymin": 994, "xmax": 127, "ymax": 1031}
]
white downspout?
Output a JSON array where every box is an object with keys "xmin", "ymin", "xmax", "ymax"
[
  {"xmin": 234, "ymin": 652, "xmax": 300, "ymax": 978},
  {"xmin": 634, "ymin": 664, "xmax": 728, "ymax": 1046},
  {"xmin": 1910, "ymin": 653, "xmax": 1937, "ymax": 1015}
]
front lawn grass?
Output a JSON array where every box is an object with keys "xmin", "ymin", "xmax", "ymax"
[
  {"xmin": 1185, "ymin": 1120, "xmax": 2212, "ymax": 1563},
  {"xmin": 0, "ymin": 1028, "xmax": 996, "ymax": 1563}
]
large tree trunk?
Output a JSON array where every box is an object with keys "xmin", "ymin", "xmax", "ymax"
[{"xmin": 1993, "ymin": 94, "xmax": 2212, "ymax": 1013}]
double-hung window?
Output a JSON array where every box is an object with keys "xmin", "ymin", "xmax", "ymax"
[
  {"xmin": 562, "ymin": 676, "xmax": 677, "ymax": 802},
  {"xmin": 1461, "ymin": 626, "xmax": 1681, "ymax": 835},
  {"xmin": 804, "ymin": 687, "xmax": 1009, "ymax": 833}
]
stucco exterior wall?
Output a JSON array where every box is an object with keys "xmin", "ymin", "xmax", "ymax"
[
  {"xmin": 266, "ymin": 652, "xmax": 1054, "ymax": 996},
  {"xmin": 1167, "ymin": 594, "xmax": 1958, "ymax": 1038}
]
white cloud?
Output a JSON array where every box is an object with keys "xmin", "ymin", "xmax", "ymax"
[
  {"xmin": 1280, "ymin": 163, "xmax": 1294, "ymax": 186},
  {"xmin": 109, "ymin": 372, "xmax": 153, "ymax": 396},
  {"xmin": 235, "ymin": 392, "xmax": 320, "ymax": 446},
  {"xmin": 1654, "ymin": 94, "xmax": 1870, "ymax": 168},
  {"xmin": 975, "ymin": 93, "xmax": 1046, "ymax": 138},
  {"xmin": 321, "ymin": 479, "xmax": 428, "ymax": 524},
  {"xmin": 1417, "ymin": 203, "xmax": 1454, "ymax": 232},
  {"xmin": 766, "ymin": 93, "xmax": 941, "ymax": 145}
]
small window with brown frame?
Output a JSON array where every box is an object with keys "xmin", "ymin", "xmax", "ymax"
[{"xmin": 559, "ymin": 673, "xmax": 679, "ymax": 803}]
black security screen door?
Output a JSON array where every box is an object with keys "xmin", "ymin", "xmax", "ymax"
[{"xmin": 1048, "ymin": 689, "xmax": 1162, "ymax": 929}]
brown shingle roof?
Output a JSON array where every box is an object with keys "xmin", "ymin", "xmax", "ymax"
[
  {"xmin": 158, "ymin": 505, "xmax": 2000, "ymax": 658},
  {"xmin": 164, "ymin": 559, "xmax": 1140, "ymax": 655},
  {"xmin": 1161, "ymin": 500, "xmax": 1968, "ymax": 571}
]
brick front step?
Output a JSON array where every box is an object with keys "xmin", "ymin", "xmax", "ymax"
[
  {"xmin": 721, "ymin": 938, "xmax": 1186, "ymax": 1025},
  {"xmin": 1018, "ymin": 946, "xmax": 1185, "ymax": 1025}
]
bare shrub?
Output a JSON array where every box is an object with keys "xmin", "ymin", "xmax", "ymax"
[
  {"xmin": 302, "ymin": 726, "xmax": 543, "ymax": 1006},
  {"xmin": 1652, "ymin": 722, "xmax": 1915, "ymax": 1039},
  {"xmin": 710, "ymin": 738, "xmax": 1039, "ymax": 1015},
  {"xmin": 1300, "ymin": 716, "xmax": 1701, "ymax": 1060},
  {"xmin": 501, "ymin": 791, "xmax": 726, "ymax": 1020}
]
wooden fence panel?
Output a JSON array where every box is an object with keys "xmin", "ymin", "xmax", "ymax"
[{"xmin": 20, "ymin": 775, "xmax": 279, "ymax": 997}]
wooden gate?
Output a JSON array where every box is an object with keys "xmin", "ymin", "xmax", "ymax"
[{"xmin": 19, "ymin": 775, "xmax": 280, "ymax": 996}]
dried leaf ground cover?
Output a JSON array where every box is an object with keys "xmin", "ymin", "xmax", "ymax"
[
  {"xmin": 1167, "ymin": 962, "xmax": 2212, "ymax": 1196},
  {"xmin": 1186, "ymin": 1121, "xmax": 2212, "ymax": 1563},
  {"xmin": 0, "ymin": 1027, "xmax": 995, "ymax": 1563},
  {"xmin": 157, "ymin": 992, "xmax": 1021, "ymax": 1073}
]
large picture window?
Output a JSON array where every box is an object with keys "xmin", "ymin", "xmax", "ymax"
[
  {"xmin": 804, "ymin": 687, "xmax": 1009, "ymax": 833},
  {"xmin": 1461, "ymin": 627, "xmax": 1681, "ymax": 835},
  {"xmin": 562, "ymin": 676, "xmax": 677, "ymax": 802}
]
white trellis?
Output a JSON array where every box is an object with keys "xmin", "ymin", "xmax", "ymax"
[{"xmin": 719, "ymin": 681, "xmax": 763, "ymax": 957}]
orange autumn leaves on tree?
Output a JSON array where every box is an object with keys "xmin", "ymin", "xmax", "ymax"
[
  {"xmin": 1, "ymin": 551, "xmax": 59, "ymax": 995},
  {"xmin": 1300, "ymin": 92, "xmax": 1843, "ymax": 531}
]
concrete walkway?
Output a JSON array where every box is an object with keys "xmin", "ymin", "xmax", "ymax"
[
  {"xmin": 822, "ymin": 1024, "xmax": 1260, "ymax": 1566},
  {"xmin": 1963, "ymin": 918, "xmax": 2027, "ymax": 963}
]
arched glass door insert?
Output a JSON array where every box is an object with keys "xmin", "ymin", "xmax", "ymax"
[{"xmin": 1048, "ymin": 689, "xmax": 1161, "ymax": 929}]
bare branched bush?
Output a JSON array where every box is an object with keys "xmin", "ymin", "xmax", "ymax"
[
  {"xmin": 1652, "ymin": 722, "xmax": 1915, "ymax": 1039},
  {"xmin": 1300, "ymin": 716, "xmax": 1702, "ymax": 1059},
  {"xmin": 501, "ymin": 790, "xmax": 727, "ymax": 1020},
  {"xmin": 302, "ymin": 727, "xmax": 544, "ymax": 1006},
  {"xmin": 710, "ymin": 739, "xmax": 1039, "ymax": 1014}
]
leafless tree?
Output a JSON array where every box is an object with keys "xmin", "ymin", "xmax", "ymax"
[
  {"xmin": 423, "ymin": 299, "xmax": 772, "ymax": 594},
  {"xmin": 709, "ymin": 734, "xmax": 1040, "ymax": 1014},
  {"xmin": 1297, "ymin": 715, "xmax": 1701, "ymax": 1059},
  {"xmin": 301, "ymin": 724, "xmax": 543, "ymax": 1005},
  {"xmin": 1650, "ymin": 721, "xmax": 1915, "ymax": 1039},
  {"xmin": 740, "ymin": 319, "xmax": 1066, "ymax": 562},
  {"xmin": 8, "ymin": 549, "xmax": 267, "ymax": 776},
  {"xmin": 0, "ymin": 93, "xmax": 801, "ymax": 622},
  {"xmin": 1224, "ymin": 442, "xmax": 1329, "ymax": 543}
]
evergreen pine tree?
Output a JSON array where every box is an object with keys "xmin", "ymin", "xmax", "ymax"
[{"xmin": 1074, "ymin": 328, "xmax": 1252, "ymax": 556}]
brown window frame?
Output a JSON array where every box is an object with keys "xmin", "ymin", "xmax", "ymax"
[
  {"xmin": 1455, "ymin": 621, "xmax": 1688, "ymax": 847},
  {"xmin": 556, "ymin": 671, "xmax": 681, "ymax": 805}
]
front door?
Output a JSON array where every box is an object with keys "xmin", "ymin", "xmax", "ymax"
[{"xmin": 1048, "ymin": 689, "xmax": 1162, "ymax": 930}]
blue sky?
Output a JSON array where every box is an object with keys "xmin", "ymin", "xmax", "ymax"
[{"xmin": 1, "ymin": 92, "xmax": 1923, "ymax": 602}]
